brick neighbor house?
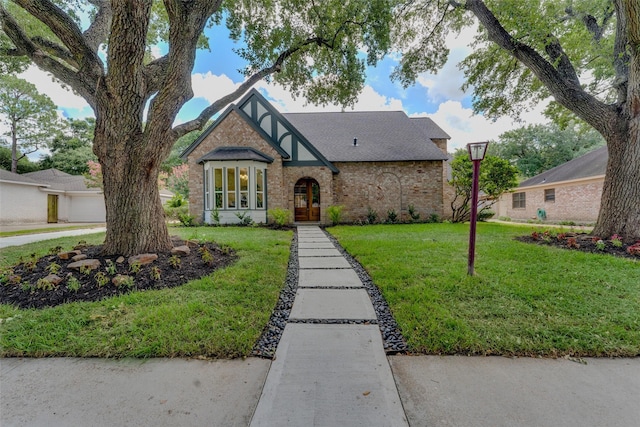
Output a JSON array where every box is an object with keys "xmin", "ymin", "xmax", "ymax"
[
  {"xmin": 181, "ymin": 89, "xmax": 450, "ymax": 225},
  {"xmin": 494, "ymin": 146, "xmax": 607, "ymax": 223}
]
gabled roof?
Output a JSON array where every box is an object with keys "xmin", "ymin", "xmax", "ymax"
[
  {"xmin": 410, "ymin": 117, "xmax": 451, "ymax": 140},
  {"xmin": 24, "ymin": 168, "xmax": 92, "ymax": 191},
  {"xmin": 283, "ymin": 111, "xmax": 449, "ymax": 162},
  {"xmin": 181, "ymin": 89, "xmax": 450, "ymax": 168},
  {"xmin": 197, "ymin": 146, "xmax": 274, "ymax": 163},
  {"xmin": 0, "ymin": 168, "xmax": 47, "ymax": 186},
  {"xmin": 519, "ymin": 145, "xmax": 607, "ymax": 188}
]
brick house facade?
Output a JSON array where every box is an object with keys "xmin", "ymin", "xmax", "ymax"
[
  {"xmin": 182, "ymin": 89, "xmax": 450, "ymax": 225},
  {"xmin": 494, "ymin": 146, "xmax": 606, "ymax": 222}
]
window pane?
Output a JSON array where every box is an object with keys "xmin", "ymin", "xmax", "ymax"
[
  {"xmin": 240, "ymin": 168, "xmax": 248, "ymax": 191},
  {"xmin": 227, "ymin": 168, "xmax": 235, "ymax": 191},
  {"xmin": 214, "ymin": 169, "xmax": 223, "ymax": 191},
  {"xmin": 215, "ymin": 193, "xmax": 223, "ymax": 208},
  {"xmin": 257, "ymin": 193, "xmax": 263, "ymax": 209},
  {"xmin": 227, "ymin": 192, "xmax": 236, "ymax": 209},
  {"xmin": 545, "ymin": 189, "xmax": 555, "ymax": 202},
  {"xmin": 256, "ymin": 170, "xmax": 263, "ymax": 192}
]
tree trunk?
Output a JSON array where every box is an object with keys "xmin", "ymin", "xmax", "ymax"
[
  {"xmin": 593, "ymin": 121, "xmax": 640, "ymax": 243},
  {"xmin": 10, "ymin": 121, "xmax": 18, "ymax": 173}
]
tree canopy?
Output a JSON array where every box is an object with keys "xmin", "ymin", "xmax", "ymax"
[
  {"xmin": 39, "ymin": 117, "xmax": 97, "ymax": 174},
  {"xmin": 392, "ymin": 0, "xmax": 640, "ymax": 242},
  {"xmin": 490, "ymin": 123, "xmax": 606, "ymax": 178},
  {"xmin": 0, "ymin": 73, "xmax": 58, "ymax": 173}
]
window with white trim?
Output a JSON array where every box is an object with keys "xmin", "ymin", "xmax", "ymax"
[{"xmin": 203, "ymin": 161, "xmax": 267, "ymax": 211}]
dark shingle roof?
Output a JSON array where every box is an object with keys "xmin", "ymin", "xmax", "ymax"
[
  {"xmin": 283, "ymin": 111, "xmax": 448, "ymax": 162},
  {"xmin": 197, "ymin": 147, "xmax": 274, "ymax": 163},
  {"xmin": 410, "ymin": 117, "xmax": 451, "ymax": 140},
  {"xmin": 0, "ymin": 169, "xmax": 47, "ymax": 186},
  {"xmin": 23, "ymin": 168, "xmax": 92, "ymax": 191},
  {"xmin": 519, "ymin": 146, "xmax": 607, "ymax": 187}
]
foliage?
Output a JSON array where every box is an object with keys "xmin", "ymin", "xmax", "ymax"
[
  {"xmin": 0, "ymin": 74, "xmax": 58, "ymax": 173},
  {"xmin": 39, "ymin": 118, "xmax": 97, "ymax": 175},
  {"xmin": 84, "ymin": 160, "xmax": 103, "ymax": 189},
  {"xmin": 407, "ymin": 204, "xmax": 420, "ymax": 222},
  {"xmin": 329, "ymin": 223, "xmax": 640, "ymax": 357},
  {"xmin": 166, "ymin": 164, "xmax": 189, "ymax": 198},
  {"xmin": 389, "ymin": 0, "xmax": 640, "ymax": 242},
  {"xmin": 327, "ymin": 205, "xmax": 345, "ymax": 225},
  {"xmin": 177, "ymin": 213, "xmax": 196, "ymax": 227},
  {"xmin": 234, "ymin": 211, "xmax": 254, "ymax": 226},
  {"xmin": 0, "ymin": 146, "xmax": 40, "ymax": 173},
  {"xmin": 449, "ymin": 152, "xmax": 518, "ymax": 223},
  {"xmin": 386, "ymin": 209, "xmax": 399, "ymax": 223},
  {"xmin": 366, "ymin": 207, "xmax": 378, "ymax": 224},
  {"xmin": 167, "ymin": 194, "xmax": 186, "ymax": 208},
  {"xmin": 0, "ymin": 0, "xmax": 395, "ymax": 255},
  {"xmin": 489, "ymin": 123, "xmax": 605, "ymax": 178},
  {"xmin": 268, "ymin": 208, "xmax": 292, "ymax": 228}
]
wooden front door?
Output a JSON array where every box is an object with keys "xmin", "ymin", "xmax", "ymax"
[
  {"xmin": 47, "ymin": 194, "xmax": 58, "ymax": 223},
  {"xmin": 294, "ymin": 179, "xmax": 320, "ymax": 222}
]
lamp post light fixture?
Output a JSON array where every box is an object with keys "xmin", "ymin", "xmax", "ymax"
[{"xmin": 467, "ymin": 141, "xmax": 489, "ymax": 276}]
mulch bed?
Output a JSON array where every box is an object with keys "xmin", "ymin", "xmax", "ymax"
[
  {"xmin": 0, "ymin": 237, "xmax": 237, "ymax": 309},
  {"xmin": 516, "ymin": 231, "xmax": 640, "ymax": 260}
]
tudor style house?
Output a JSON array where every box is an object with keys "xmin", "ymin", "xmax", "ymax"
[{"xmin": 181, "ymin": 89, "xmax": 451, "ymax": 225}]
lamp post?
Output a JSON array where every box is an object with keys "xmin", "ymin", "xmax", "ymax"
[{"xmin": 467, "ymin": 141, "xmax": 489, "ymax": 276}]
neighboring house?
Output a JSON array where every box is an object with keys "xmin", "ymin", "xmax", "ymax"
[
  {"xmin": 494, "ymin": 146, "xmax": 607, "ymax": 222},
  {"xmin": 181, "ymin": 89, "xmax": 451, "ymax": 225},
  {"xmin": 0, "ymin": 168, "xmax": 105, "ymax": 224}
]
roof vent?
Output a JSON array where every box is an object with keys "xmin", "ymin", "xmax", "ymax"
[{"xmin": 353, "ymin": 137, "xmax": 358, "ymax": 147}]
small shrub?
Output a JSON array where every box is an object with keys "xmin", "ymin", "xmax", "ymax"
[
  {"xmin": 426, "ymin": 213, "xmax": 440, "ymax": 223},
  {"xmin": 595, "ymin": 239, "xmax": 606, "ymax": 251},
  {"xmin": 268, "ymin": 208, "xmax": 291, "ymax": 228},
  {"xmin": 129, "ymin": 261, "xmax": 142, "ymax": 275},
  {"xmin": 67, "ymin": 276, "xmax": 81, "ymax": 292},
  {"xmin": 167, "ymin": 194, "xmax": 186, "ymax": 208},
  {"xmin": 46, "ymin": 262, "xmax": 62, "ymax": 275},
  {"xmin": 36, "ymin": 278, "xmax": 55, "ymax": 291},
  {"xmin": 150, "ymin": 266, "xmax": 161, "ymax": 281},
  {"xmin": 559, "ymin": 220, "xmax": 576, "ymax": 226},
  {"xmin": 366, "ymin": 207, "xmax": 378, "ymax": 224},
  {"xmin": 531, "ymin": 231, "xmax": 540, "ymax": 240},
  {"xmin": 235, "ymin": 211, "xmax": 254, "ymax": 226},
  {"xmin": 199, "ymin": 246, "xmax": 214, "ymax": 266},
  {"xmin": 21, "ymin": 282, "xmax": 33, "ymax": 292},
  {"xmin": 105, "ymin": 260, "xmax": 117, "ymax": 275},
  {"xmin": 178, "ymin": 212, "xmax": 196, "ymax": 227},
  {"xmin": 74, "ymin": 240, "xmax": 88, "ymax": 250},
  {"xmin": 557, "ymin": 233, "xmax": 567, "ymax": 241},
  {"xmin": 477, "ymin": 209, "xmax": 495, "ymax": 221},
  {"xmin": 79, "ymin": 265, "xmax": 93, "ymax": 276},
  {"xmin": 94, "ymin": 272, "xmax": 109, "ymax": 287},
  {"xmin": 327, "ymin": 205, "xmax": 344, "ymax": 225},
  {"xmin": 169, "ymin": 255, "xmax": 181, "ymax": 269},
  {"xmin": 386, "ymin": 209, "xmax": 398, "ymax": 223},
  {"xmin": 407, "ymin": 205, "xmax": 420, "ymax": 222},
  {"xmin": 610, "ymin": 234, "xmax": 623, "ymax": 248},
  {"xmin": 212, "ymin": 208, "xmax": 220, "ymax": 226},
  {"xmin": 627, "ymin": 242, "xmax": 640, "ymax": 256},
  {"xmin": 567, "ymin": 237, "xmax": 580, "ymax": 248}
]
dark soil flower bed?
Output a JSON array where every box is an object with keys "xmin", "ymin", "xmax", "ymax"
[
  {"xmin": 516, "ymin": 231, "xmax": 640, "ymax": 260},
  {"xmin": 0, "ymin": 238, "xmax": 237, "ymax": 309}
]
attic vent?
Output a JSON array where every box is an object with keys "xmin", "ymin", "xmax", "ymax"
[{"xmin": 353, "ymin": 137, "xmax": 358, "ymax": 147}]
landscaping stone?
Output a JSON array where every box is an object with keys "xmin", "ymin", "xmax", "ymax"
[
  {"xmin": 171, "ymin": 245, "xmax": 191, "ymax": 256},
  {"xmin": 58, "ymin": 250, "xmax": 82, "ymax": 260},
  {"xmin": 67, "ymin": 259, "xmax": 101, "ymax": 271},
  {"xmin": 116, "ymin": 256, "xmax": 125, "ymax": 264},
  {"xmin": 71, "ymin": 254, "xmax": 87, "ymax": 262},
  {"xmin": 43, "ymin": 274, "xmax": 63, "ymax": 286},
  {"xmin": 128, "ymin": 253, "xmax": 158, "ymax": 265}
]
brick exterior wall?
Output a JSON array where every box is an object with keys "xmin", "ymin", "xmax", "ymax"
[
  {"xmin": 186, "ymin": 109, "xmax": 447, "ymax": 225},
  {"xmin": 494, "ymin": 177, "xmax": 604, "ymax": 222},
  {"xmin": 332, "ymin": 161, "xmax": 444, "ymax": 222}
]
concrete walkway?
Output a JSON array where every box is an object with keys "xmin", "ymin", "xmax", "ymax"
[
  {"xmin": 249, "ymin": 226, "xmax": 408, "ymax": 426},
  {"xmin": 0, "ymin": 226, "xmax": 106, "ymax": 248}
]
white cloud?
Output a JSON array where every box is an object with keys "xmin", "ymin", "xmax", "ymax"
[
  {"xmin": 191, "ymin": 71, "xmax": 242, "ymax": 104},
  {"xmin": 19, "ymin": 66, "xmax": 91, "ymax": 112},
  {"xmin": 412, "ymin": 100, "xmax": 549, "ymax": 151},
  {"xmin": 255, "ymin": 81, "xmax": 404, "ymax": 113}
]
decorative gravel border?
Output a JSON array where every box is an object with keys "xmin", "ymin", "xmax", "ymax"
[{"xmin": 251, "ymin": 228, "xmax": 408, "ymax": 359}]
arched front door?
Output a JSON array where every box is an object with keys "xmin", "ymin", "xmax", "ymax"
[{"xmin": 294, "ymin": 178, "xmax": 320, "ymax": 222}]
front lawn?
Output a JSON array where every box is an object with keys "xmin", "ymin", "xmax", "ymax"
[
  {"xmin": 329, "ymin": 223, "xmax": 640, "ymax": 357},
  {"xmin": 0, "ymin": 227, "xmax": 291, "ymax": 358}
]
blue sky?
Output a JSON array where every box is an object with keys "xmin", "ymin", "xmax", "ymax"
[{"xmin": 16, "ymin": 21, "xmax": 549, "ymax": 154}]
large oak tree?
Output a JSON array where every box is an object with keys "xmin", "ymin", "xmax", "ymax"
[
  {"xmin": 0, "ymin": 0, "xmax": 392, "ymax": 255},
  {"xmin": 394, "ymin": 0, "xmax": 640, "ymax": 242}
]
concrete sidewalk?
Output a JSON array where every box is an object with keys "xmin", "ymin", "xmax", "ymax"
[
  {"xmin": 1, "ymin": 225, "xmax": 639, "ymax": 426},
  {"xmin": 0, "ymin": 225, "xmax": 106, "ymax": 248}
]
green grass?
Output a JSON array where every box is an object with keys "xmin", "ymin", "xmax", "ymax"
[
  {"xmin": 0, "ymin": 227, "xmax": 291, "ymax": 358},
  {"xmin": 0, "ymin": 225, "xmax": 104, "ymax": 238},
  {"xmin": 328, "ymin": 223, "xmax": 640, "ymax": 357}
]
